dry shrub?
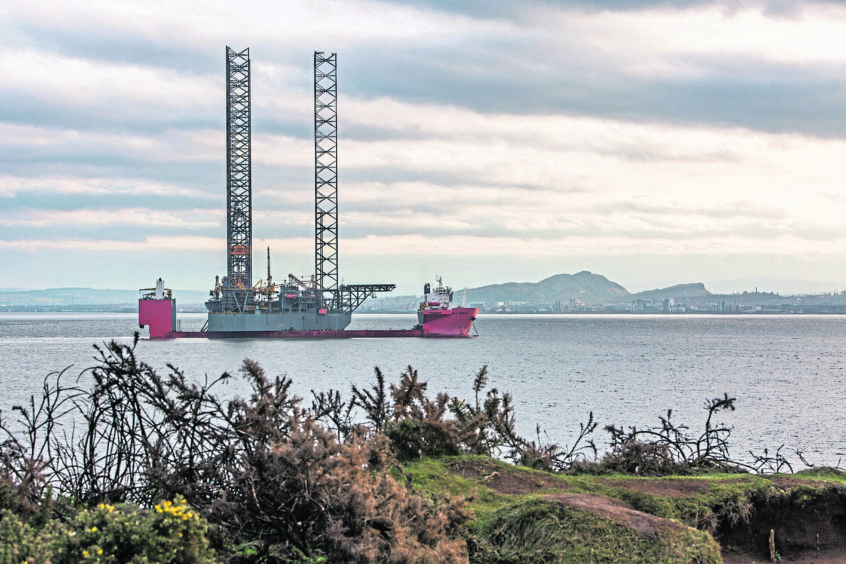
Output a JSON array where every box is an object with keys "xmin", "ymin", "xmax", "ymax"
[
  {"xmin": 596, "ymin": 440, "xmax": 684, "ymax": 476},
  {"xmin": 213, "ymin": 411, "xmax": 469, "ymax": 561},
  {"xmin": 595, "ymin": 395, "xmax": 747, "ymax": 476},
  {"xmin": 322, "ymin": 365, "xmax": 599, "ymax": 474},
  {"xmin": 213, "ymin": 361, "xmax": 470, "ymax": 562},
  {"xmin": 0, "ymin": 340, "xmax": 472, "ymax": 562}
]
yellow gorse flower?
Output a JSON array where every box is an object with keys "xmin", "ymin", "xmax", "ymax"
[{"xmin": 155, "ymin": 497, "xmax": 199, "ymax": 520}]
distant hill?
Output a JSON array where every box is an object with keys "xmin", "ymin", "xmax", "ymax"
[
  {"xmin": 1, "ymin": 275, "xmax": 717, "ymax": 310},
  {"xmin": 464, "ymin": 271, "xmax": 629, "ymax": 305},
  {"xmin": 360, "ymin": 272, "xmax": 713, "ymax": 310},
  {"xmin": 629, "ymin": 283, "xmax": 710, "ymax": 302},
  {"xmin": 0, "ymin": 287, "xmax": 211, "ymax": 307},
  {"xmin": 462, "ymin": 273, "xmax": 717, "ymax": 306}
]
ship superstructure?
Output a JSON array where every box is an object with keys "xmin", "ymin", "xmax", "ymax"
[{"xmin": 418, "ymin": 278, "xmax": 478, "ymax": 337}]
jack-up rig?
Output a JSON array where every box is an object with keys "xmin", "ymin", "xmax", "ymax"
[{"xmin": 139, "ymin": 47, "xmax": 477, "ymax": 339}]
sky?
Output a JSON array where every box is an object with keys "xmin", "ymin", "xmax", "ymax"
[{"xmin": 2, "ymin": 0, "xmax": 846, "ymax": 295}]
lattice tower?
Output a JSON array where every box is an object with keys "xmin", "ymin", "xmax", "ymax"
[
  {"xmin": 314, "ymin": 52, "xmax": 339, "ymax": 309},
  {"xmin": 226, "ymin": 46, "xmax": 252, "ymax": 308}
]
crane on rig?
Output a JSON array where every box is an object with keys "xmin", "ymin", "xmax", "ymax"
[{"xmin": 288, "ymin": 273, "xmax": 314, "ymax": 291}]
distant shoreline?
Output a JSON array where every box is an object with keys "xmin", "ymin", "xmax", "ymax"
[{"xmin": 5, "ymin": 307, "xmax": 846, "ymax": 315}]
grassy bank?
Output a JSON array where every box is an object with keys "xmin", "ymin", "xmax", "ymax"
[{"xmin": 402, "ymin": 456, "xmax": 846, "ymax": 562}]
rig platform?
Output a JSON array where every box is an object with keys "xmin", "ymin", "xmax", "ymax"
[{"xmin": 138, "ymin": 48, "xmax": 479, "ymax": 340}]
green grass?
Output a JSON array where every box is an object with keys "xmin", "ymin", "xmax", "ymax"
[
  {"xmin": 400, "ymin": 456, "xmax": 846, "ymax": 563},
  {"xmin": 400, "ymin": 456, "xmax": 523, "ymax": 521},
  {"xmin": 794, "ymin": 466, "xmax": 846, "ymax": 483},
  {"xmin": 469, "ymin": 497, "xmax": 721, "ymax": 564}
]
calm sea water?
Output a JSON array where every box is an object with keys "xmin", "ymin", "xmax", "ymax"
[{"xmin": 1, "ymin": 312, "xmax": 844, "ymax": 468}]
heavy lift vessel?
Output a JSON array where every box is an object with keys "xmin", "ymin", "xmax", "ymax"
[{"xmin": 139, "ymin": 48, "xmax": 477, "ymax": 339}]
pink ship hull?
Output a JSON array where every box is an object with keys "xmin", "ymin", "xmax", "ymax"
[
  {"xmin": 417, "ymin": 307, "xmax": 479, "ymax": 337},
  {"xmin": 139, "ymin": 299, "xmax": 478, "ymax": 339},
  {"xmin": 169, "ymin": 328, "xmax": 425, "ymax": 339},
  {"xmin": 138, "ymin": 298, "xmax": 175, "ymax": 338}
]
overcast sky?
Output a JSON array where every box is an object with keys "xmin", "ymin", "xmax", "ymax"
[{"xmin": 2, "ymin": 0, "xmax": 846, "ymax": 295}]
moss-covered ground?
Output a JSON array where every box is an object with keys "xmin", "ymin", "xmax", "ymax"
[{"xmin": 401, "ymin": 456, "xmax": 846, "ymax": 563}]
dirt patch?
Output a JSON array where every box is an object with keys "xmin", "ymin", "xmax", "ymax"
[
  {"xmin": 717, "ymin": 482, "xmax": 846, "ymax": 562},
  {"xmin": 769, "ymin": 476, "xmax": 832, "ymax": 488},
  {"xmin": 723, "ymin": 547, "xmax": 846, "ymax": 563},
  {"xmin": 449, "ymin": 459, "xmax": 568, "ymax": 495},
  {"xmin": 603, "ymin": 477, "xmax": 713, "ymax": 498},
  {"xmin": 603, "ymin": 476, "xmax": 834, "ymax": 501},
  {"xmin": 543, "ymin": 493, "xmax": 682, "ymax": 537},
  {"xmin": 449, "ymin": 460, "xmax": 846, "ymax": 561}
]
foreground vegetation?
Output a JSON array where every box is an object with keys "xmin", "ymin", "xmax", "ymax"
[{"xmin": 1, "ymin": 336, "xmax": 844, "ymax": 562}]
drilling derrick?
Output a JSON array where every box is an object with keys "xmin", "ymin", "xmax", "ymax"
[
  {"xmin": 314, "ymin": 52, "xmax": 339, "ymax": 310},
  {"xmin": 225, "ymin": 46, "xmax": 252, "ymax": 312}
]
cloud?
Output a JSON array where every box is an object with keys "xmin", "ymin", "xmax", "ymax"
[
  {"xmin": 0, "ymin": 208, "xmax": 221, "ymax": 230},
  {"xmin": 0, "ymin": 174, "xmax": 214, "ymax": 200},
  {"xmin": 7, "ymin": 226, "xmax": 845, "ymax": 260},
  {"xmin": 535, "ymin": 3, "xmax": 846, "ymax": 70},
  {"xmin": 0, "ymin": 235, "xmax": 221, "ymax": 253},
  {"xmin": 2, "ymin": 0, "xmax": 846, "ymax": 291},
  {"xmin": 337, "ymin": 2, "xmax": 846, "ymax": 136}
]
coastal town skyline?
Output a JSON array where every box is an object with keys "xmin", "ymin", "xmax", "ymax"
[{"xmin": 2, "ymin": 0, "xmax": 846, "ymax": 295}]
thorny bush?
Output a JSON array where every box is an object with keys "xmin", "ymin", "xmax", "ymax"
[
  {"xmin": 314, "ymin": 364, "xmax": 599, "ymax": 472},
  {"xmin": 0, "ymin": 337, "xmax": 470, "ymax": 562},
  {"xmin": 0, "ymin": 496, "xmax": 216, "ymax": 564},
  {"xmin": 596, "ymin": 394, "xmax": 746, "ymax": 476}
]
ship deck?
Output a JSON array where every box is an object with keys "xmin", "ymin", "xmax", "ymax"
[{"xmin": 153, "ymin": 328, "xmax": 474, "ymax": 340}]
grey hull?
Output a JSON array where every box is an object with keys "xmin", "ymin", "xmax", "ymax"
[{"xmin": 207, "ymin": 310, "xmax": 352, "ymax": 332}]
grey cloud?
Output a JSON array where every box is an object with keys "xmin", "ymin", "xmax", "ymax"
[
  {"xmin": 0, "ymin": 223, "xmax": 210, "ymax": 243},
  {"xmin": 589, "ymin": 201, "xmax": 790, "ymax": 221},
  {"xmin": 2, "ymin": 0, "xmax": 845, "ymax": 292},
  {"xmin": 341, "ymin": 46, "xmax": 846, "ymax": 138},
  {"xmin": 378, "ymin": 0, "xmax": 708, "ymax": 20},
  {"xmin": 340, "ymin": 167, "xmax": 484, "ymax": 188},
  {"xmin": 384, "ymin": 0, "xmax": 840, "ymax": 19},
  {"xmin": 4, "ymin": 192, "xmax": 217, "ymax": 212},
  {"xmin": 594, "ymin": 146, "xmax": 742, "ymax": 164},
  {"xmin": 14, "ymin": 22, "xmax": 220, "ymax": 74},
  {"xmin": 333, "ymin": 197, "xmax": 798, "ymax": 241},
  {"xmin": 7, "ymin": 20, "xmax": 846, "ymax": 146},
  {"xmin": 254, "ymin": 120, "xmax": 312, "ymax": 140},
  {"xmin": 0, "ymin": 93, "xmax": 222, "ymax": 135},
  {"xmin": 0, "ymin": 246, "xmax": 221, "ymax": 290},
  {"xmin": 0, "ymin": 159, "xmax": 223, "ymax": 196}
]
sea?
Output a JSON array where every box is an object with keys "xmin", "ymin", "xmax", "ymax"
[{"xmin": 1, "ymin": 312, "xmax": 844, "ymax": 469}]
